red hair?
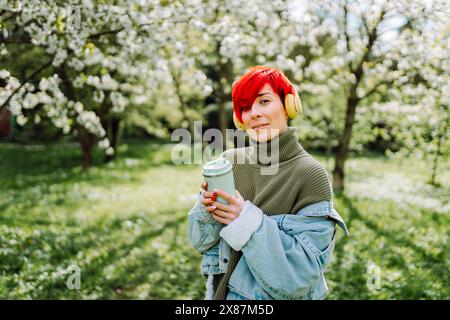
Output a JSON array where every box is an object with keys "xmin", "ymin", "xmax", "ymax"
[{"xmin": 232, "ymin": 66, "xmax": 296, "ymax": 123}]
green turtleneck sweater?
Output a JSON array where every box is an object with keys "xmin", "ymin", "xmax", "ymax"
[{"xmin": 212, "ymin": 126, "xmax": 333, "ymax": 300}]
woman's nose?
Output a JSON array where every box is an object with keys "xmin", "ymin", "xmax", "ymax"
[{"xmin": 250, "ymin": 103, "xmax": 262, "ymax": 118}]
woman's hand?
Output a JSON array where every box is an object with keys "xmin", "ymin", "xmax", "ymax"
[
  {"xmin": 200, "ymin": 182, "xmax": 217, "ymax": 208},
  {"xmin": 200, "ymin": 182, "xmax": 245, "ymax": 224}
]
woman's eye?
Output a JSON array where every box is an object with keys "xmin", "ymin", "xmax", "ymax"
[{"xmin": 261, "ymin": 99, "xmax": 270, "ymax": 104}]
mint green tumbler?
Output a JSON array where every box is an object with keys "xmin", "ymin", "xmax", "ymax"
[{"xmin": 202, "ymin": 157, "xmax": 236, "ymax": 205}]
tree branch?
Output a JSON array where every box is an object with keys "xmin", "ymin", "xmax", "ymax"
[
  {"xmin": 90, "ymin": 23, "xmax": 160, "ymax": 39},
  {"xmin": 0, "ymin": 59, "xmax": 53, "ymax": 111},
  {"xmin": 0, "ymin": 11, "xmax": 18, "ymax": 23},
  {"xmin": 88, "ymin": 27, "xmax": 127, "ymax": 40},
  {"xmin": 343, "ymin": 0, "xmax": 353, "ymax": 73},
  {"xmin": 354, "ymin": 9, "xmax": 386, "ymax": 81},
  {"xmin": 360, "ymin": 79, "xmax": 393, "ymax": 100},
  {"xmin": 88, "ymin": 19, "xmax": 187, "ymax": 40}
]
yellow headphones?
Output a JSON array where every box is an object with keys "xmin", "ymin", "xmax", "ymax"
[{"xmin": 233, "ymin": 91, "xmax": 303, "ymax": 130}]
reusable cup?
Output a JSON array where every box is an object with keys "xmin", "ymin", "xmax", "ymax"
[{"xmin": 202, "ymin": 157, "xmax": 236, "ymax": 205}]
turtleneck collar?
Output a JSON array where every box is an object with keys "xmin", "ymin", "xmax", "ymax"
[{"xmin": 248, "ymin": 126, "xmax": 304, "ymax": 165}]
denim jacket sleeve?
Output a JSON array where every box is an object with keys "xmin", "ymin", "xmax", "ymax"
[
  {"xmin": 219, "ymin": 200, "xmax": 349, "ymax": 300},
  {"xmin": 188, "ymin": 191, "xmax": 225, "ymax": 253}
]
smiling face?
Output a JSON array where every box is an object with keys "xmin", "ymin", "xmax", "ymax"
[{"xmin": 241, "ymin": 83, "xmax": 289, "ymax": 142}]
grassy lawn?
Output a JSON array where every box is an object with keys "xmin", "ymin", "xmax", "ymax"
[{"xmin": 0, "ymin": 140, "xmax": 449, "ymax": 299}]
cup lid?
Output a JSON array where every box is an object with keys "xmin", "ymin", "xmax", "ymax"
[{"xmin": 202, "ymin": 157, "xmax": 232, "ymax": 176}]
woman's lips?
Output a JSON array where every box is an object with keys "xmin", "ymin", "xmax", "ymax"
[{"xmin": 253, "ymin": 124, "xmax": 269, "ymax": 130}]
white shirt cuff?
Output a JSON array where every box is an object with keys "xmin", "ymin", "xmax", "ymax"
[{"xmin": 219, "ymin": 200, "xmax": 263, "ymax": 251}]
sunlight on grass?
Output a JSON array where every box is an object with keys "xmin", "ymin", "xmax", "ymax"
[{"xmin": 0, "ymin": 141, "xmax": 448, "ymax": 299}]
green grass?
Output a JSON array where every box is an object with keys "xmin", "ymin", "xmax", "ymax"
[{"xmin": 0, "ymin": 141, "xmax": 449, "ymax": 299}]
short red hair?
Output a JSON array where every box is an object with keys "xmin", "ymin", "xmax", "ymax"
[{"xmin": 232, "ymin": 66, "xmax": 296, "ymax": 123}]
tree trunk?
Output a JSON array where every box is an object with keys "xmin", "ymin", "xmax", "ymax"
[
  {"xmin": 326, "ymin": 138, "xmax": 333, "ymax": 174},
  {"xmin": 171, "ymin": 77, "xmax": 194, "ymax": 138},
  {"xmin": 97, "ymin": 97, "xmax": 117, "ymax": 163},
  {"xmin": 78, "ymin": 125, "xmax": 94, "ymax": 169},
  {"xmin": 332, "ymin": 96, "xmax": 358, "ymax": 193},
  {"xmin": 105, "ymin": 117, "xmax": 120, "ymax": 162},
  {"xmin": 58, "ymin": 63, "xmax": 95, "ymax": 169},
  {"xmin": 215, "ymin": 38, "xmax": 234, "ymax": 152},
  {"xmin": 430, "ymin": 113, "xmax": 448, "ymax": 186},
  {"xmin": 0, "ymin": 108, "xmax": 12, "ymax": 139},
  {"xmin": 167, "ymin": 60, "xmax": 195, "ymax": 139},
  {"xmin": 430, "ymin": 133, "xmax": 440, "ymax": 187},
  {"xmin": 332, "ymin": 5, "xmax": 381, "ymax": 193},
  {"xmin": 218, "ymin": 100, "xmax": 227, "ymax": 151},
  {"xmin": 178, "ymin": 97, "xmax": 194, "ymax": 139}
]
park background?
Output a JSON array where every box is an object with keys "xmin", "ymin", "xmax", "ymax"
[{"xmin": 0, "ymin": 0, "xmax": 449, "ymax": 299}]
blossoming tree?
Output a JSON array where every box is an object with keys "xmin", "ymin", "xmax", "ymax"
[
  {"xmin": 280, "ymin": 0, "xmax": 449, "ymax": 192},
  {"xmin": 0, "ymin": 0, "xmax": 212, "ymax": 167}
]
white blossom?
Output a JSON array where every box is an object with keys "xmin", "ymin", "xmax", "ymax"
[
  {"xmin": 98, "ymin": 138, "xmax": 110, "ymax": 149},
  {"xmin": 0, "ymin": 69, "xmax": 11, "ymax": 79},
  {"xmin": 110, "ymin": 92, "xmax": 128, "ymax": 113}
]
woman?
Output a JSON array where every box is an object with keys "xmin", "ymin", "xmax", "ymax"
[{"xmin": 188, "ymin": 66, "xmax": 349, "ymax": 300}]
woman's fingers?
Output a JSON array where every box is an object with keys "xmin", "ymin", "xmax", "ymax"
[
  {"xmin": 211, "ymin": 213, "xmax": 229, "ymax": 224},
  {"xmin": 204, "ymin": 204, "xmax": 217, "ymax": 212},
  {"xmin": 200, "ymin": 182, "xmax": 217, "ymax": 199},
  {"xmin": 201, "ymin": 197, "xmax": 215, "ymax": 207},
  {"xmin": 201, "ymin": 190, "xmax": 217, "ymax": 201},
  {"xmin": 213, "ymin": 189, "xmax": 236, "ymax": 205},
  {"xmin": 209, "ymin": 200, "xmax": 229, "ymax": 212},
  {"xmin": 211, "ymin": 208, "xmax": 229, "ymax": 218}
]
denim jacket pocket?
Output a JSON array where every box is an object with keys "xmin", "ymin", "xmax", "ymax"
[
  {"xmin": 290, "ymin": 201, "xmax": 343, "ymax": 272},
  {"xmin": 219, "ymin": 238, "xmax": 231, "ymax": 271},
  {"xmin": 294, "ymin": 230, "xmax": 336, "ymax": 273},
  {"xmin": 227, "ymin": 258, "xmax": 275, "ymax": 300},
  {"xmin": 315, "ymin": 230, "xmax": 336, "ymax": 271},
  {"xmin": 201, "ymin": 239, "xmax": 230, "ymax": 275},
  {"xmin": 201, "ymin": 243, "xmax": 221, "ymax": 275}
]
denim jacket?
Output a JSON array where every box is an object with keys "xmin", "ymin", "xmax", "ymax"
[{"xmin": 188, "ymin": 192, "xmax": 349, "ymax": 300}]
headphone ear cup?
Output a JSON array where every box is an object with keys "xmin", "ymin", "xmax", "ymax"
[
  {"xmin": 233, "ymin": 112, "xmax": 245, "ymax": 130},
  {"xmin": 284, "ymin": 94, "xmax": 295, "ymax": 119},
  {"xmin": 284, "ymin": 93, "xmax": 302, "ymax": 119},
  {"xmin": 294, "ymin": 93, "xmax": 302, "ymax": 115}
]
